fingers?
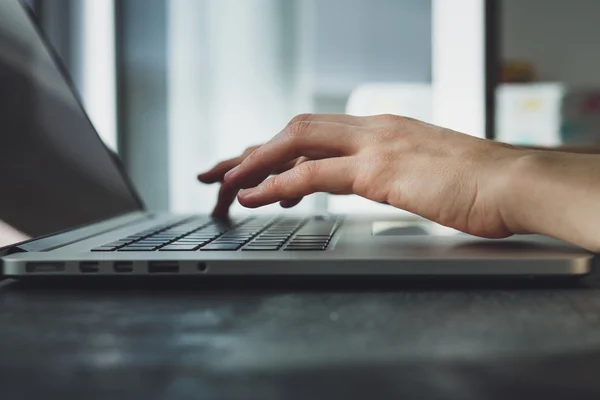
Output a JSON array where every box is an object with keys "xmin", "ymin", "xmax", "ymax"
[
  {"xmin": 198, "ymin": 158, "xmax": 243, "ymax": 184},
  {"xmin": 238, "ymin": 158, "xmax": 356, "ymax": 208},
  {"xmin": 201, "ymin": 147, "xmax": 306, "ymax": 216},
  {"xmin": 225, "ymin": 122, "xmax": 361, "ymax": 189},
  {"xmin": 279, "ymin": 198, "xmax": 302, "ymax": 208},
  {"xmin": 198, "ymin": 145, "xmax": 260, "ymax": 183},
  {"xmin": 198, "ymin": 113, "xmax": 396, "ymax": 184},
  {"xmin": 198, "ymin": 148, "xmax": 301, "ymax": 185},
  {"xmin": 278, "ymin": 157, "xmax": 308, "ymax": 208},
  {"xmin": 211, "ymin": 182, "xmax": 239, "ymax": 219}
]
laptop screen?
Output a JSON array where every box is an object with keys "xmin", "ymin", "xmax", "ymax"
[{"xmin": 0, "ymin": 1, "xmax": 142, "ymax": 248}]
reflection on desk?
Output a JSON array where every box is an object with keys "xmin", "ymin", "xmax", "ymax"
[{"xmin": 1, "ymin": 274, "xmax": 600, "ymax": 399}]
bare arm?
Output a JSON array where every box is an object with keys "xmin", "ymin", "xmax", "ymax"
[{"xmin": 501, "ymin": 151, "xmax": 600, "ymax": 252}]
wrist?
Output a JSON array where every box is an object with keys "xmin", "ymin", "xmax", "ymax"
[{"xmin": 496, "ymin": 149, "xmax": 547, "ymax": 235}]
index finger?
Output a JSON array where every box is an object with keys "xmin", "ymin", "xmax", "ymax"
[{"xmin": 224, "ymin": 121, "xmax": 360, "ymax": 189}]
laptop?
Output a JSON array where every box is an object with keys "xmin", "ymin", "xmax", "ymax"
[{"xmin": 0, "ymin": 0, "xmax": 592, "ymax": 279}]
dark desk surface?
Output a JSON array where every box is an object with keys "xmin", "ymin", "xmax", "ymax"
[{"xmin": 3, "ymin": 274, "xmax": 600, "ymax": 400}]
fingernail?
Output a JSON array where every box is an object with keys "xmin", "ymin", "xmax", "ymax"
[
  {"xmin": 239, "ymin": 187, "xmax": 258, "ymax": 198},
  {"xmin": 224, "ymin": 165, "xmax": 240, "ymax": 181}
]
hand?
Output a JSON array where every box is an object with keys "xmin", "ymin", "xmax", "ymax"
[{"xmin": 208, "ymin": 113, "xmax": 531, "ymax": 239}]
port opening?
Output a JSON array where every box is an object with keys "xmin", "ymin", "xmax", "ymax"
[
  {"xmin": 26, "ymin": 262, "xmax": 65, "ymax": 273},
  {"xmin": 148, "ymin": 262, "xmax": 179, "ymax": 274},
  {"xmin": 114, "ymin": 261, "xmax": 134, "ymax": 273},
  {"xmin": 79, "ymin": 262, "xmax": 99, "ymax": 273}
]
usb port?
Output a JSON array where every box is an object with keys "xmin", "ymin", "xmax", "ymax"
[
  {"xmin": 79, "ymin": 262, "xmax": 99, "ymax": 273},
  {"xmin": 114, "ymin": 262, "xmax": 133, "ymax": 273},
  {"xmin": 26, "ymin": 262, "xmax": 65, "ymax": 273},
  {"xmin": 148, "ymin": 262, "xmax": 179, "ymax": 274}
]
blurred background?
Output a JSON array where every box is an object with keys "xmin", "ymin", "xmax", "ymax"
[{"xmin": 22, "ymin": 0, "xmax": 600, "ymax": 215}]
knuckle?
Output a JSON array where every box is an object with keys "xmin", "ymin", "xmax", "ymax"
[
  {"xmin": 373, "ymin": 125, "xmax": 409, "ymax": 145},
  {"xmin": 243, "ymin": 145, "xmax": 260, "ymax": 157},
  {"xmin": 286, "ymin": 121, "xmax": 313, "ymax": 139},
  {"xmin": 262, "ymin": 177, "xmax": 280, "ymax": 192},
  {"xmin": 288, "ymin": 113, "xmax": 313, "ymax": 125},
  {"xmin": 364, "ymin": 126, "xmax": 396, "ymax": 145},
  {"xmin": 377, "ymin": 113, "xmax": 400, "ymax": 123},
  {"xmin": 294, "ymin": 160, "xmax": 320, "ymax": 181},
  {"xmin": 376, "ymin": 113, "xmax": 417, "ymax": 126},
  {"xmin": 244, "ymin": 146, "xmax": 264, "ymax": 165}
]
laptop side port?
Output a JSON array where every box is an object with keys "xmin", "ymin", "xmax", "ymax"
[
  {"xmin": 114, "ymin": 261, "xmax": 134, "ymax": 273},
  {"xmin": 79, "ymin": 262, "xmax": 99, "ymax": 273},
  {"xmin": 148, "ymin": 262, "xmax": 179, "ymax": 274},
  {"xmin": 26, "ymin": 262, "xmax": 65, "ymax": 273}
]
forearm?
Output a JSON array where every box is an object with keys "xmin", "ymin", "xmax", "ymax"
[{"xmin": 502, "ymin": 150, "xmax": 600, "ymax": 251}]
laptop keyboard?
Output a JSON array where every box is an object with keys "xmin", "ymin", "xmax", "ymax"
[{"xmin": 91, "ymin": 216, "xmax": 340, "ymax": 252}]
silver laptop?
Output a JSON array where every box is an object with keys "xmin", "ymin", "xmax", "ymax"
[{"xmin": 0, "ymin": 0, "xmax": 592, "ymax": 279}]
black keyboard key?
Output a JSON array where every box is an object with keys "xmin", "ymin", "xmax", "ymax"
[
  {"xmin": 284, "ymin": 246, "xmax": 327, "ymax": 251},
  {"xmin": 286, "ymin": 241, "xmax": 327, "ymax": 246},
  {"xmin": 292, "ymin": 235, "xmax": 331, "ymax": 240},
  {"xmin": 221, "ymin": 233, "xmax": 252, "ymax": 238},
  {"xmin": 104, "ymin": 241, "xmax": 130, "ymax": 247},
  {"xmin": 159, "ymin": 244, "xmax": 200, "ymax": 251},
  {"xmin": 118, "ymin": 246, "xmax": 157, "ymax": 252},
  {"xmin": 286, "ymin": 241, "xmax": 328, "ymax": 247},
  {"xmin": 136, "ymin": 241, "xmax": 170, "ymax": 246},
  {"xmin": 174, "ymin": 239, "xmax": 210, "ymax": 244},
  {"xmin": 257, "ymin": 234, "xmax": 290, "ymax": 238},
  {"xmin": 200, "ymin": 228, "xmax": 227, "ymax": 233},
  {"xmin": 289, "ymin": 238, "xmax": 329, "ymax": 244},
  {"xmin": 149, "ymin": 235, "xmax": 180, "ymax": 240},
  {"xmin": 288, "ymin": 243, "xmax": 328, "ymax": 247},
  {"xmin": 251, "ymin": 241, "xmax": 285, "ymax": 245},
  {"xmin": 169, "ymin": 241, "xmax": 207, "ymax": 247},
  {"xmin": 92, "ymin": 246, "xmax": 117, "ymax": 252},
  {"xmin": 122, "ymin": 243, "xmax": 159, "ymax": 248},
  {"xmin": 184, "ymin": 235, "xmax": 217, "ymax": 240},
  {"xmin": 201, "ymin": 243, "xmax": 242, "ymax": 251},
  {"xmin": 242, "ymin": 246, "xmax": 280, "ymax": 251}
]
